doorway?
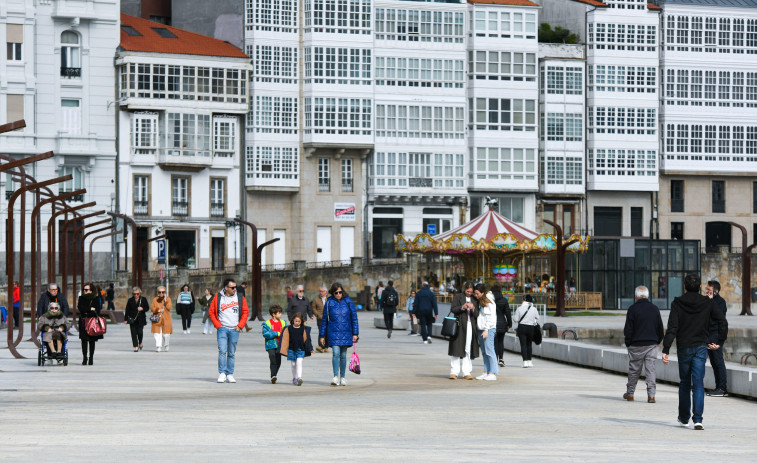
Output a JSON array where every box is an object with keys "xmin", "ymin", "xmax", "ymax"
[
  {"xmin": 317, "ymin": 226, "xmax": 331, "ymax": 263},
  {"xmin": 165, "ymin": 229, "xmax": 196, "ymax": 268},
  {"xmin": 212, "ymin": 237, "xmax": 225, "ymax": 270},
  {"xmin": 137, "ymin": 227, "xmax": 149, "ymax": 270},
  {"xmin": 705, "ymin": 222, "xmax": 731, "ymax": 253}
]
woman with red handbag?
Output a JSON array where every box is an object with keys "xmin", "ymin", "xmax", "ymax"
[{"xmin": 77, "ymin": 283, "xmax": 103, "ymax": 365}]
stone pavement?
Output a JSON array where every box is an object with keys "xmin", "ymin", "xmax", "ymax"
[{"xmin": 1, "ymin": 316, "xmax": 756, "ymax": 462}]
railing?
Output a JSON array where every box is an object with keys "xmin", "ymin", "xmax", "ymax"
[
  {"xmin": 409, "ymin": 177, "xmax": 432, "ymax": 188},
  {"xmin": 261, "ymin": 263, "xmax": 296, "ymax": 272},
  {"xmin": 186, "ymin": 265, "xmax": 236, "ymax": 276},
  {"xmin": 318, "ymin": 181, "xmax": 330, "ymax": 192},
  {"xmin": 172, "ymin": 201, "xmax": 188, "ymax": 216},
  {"xmin": 62, "ymin": 193, "xmax": 84, "ymax": 202},
  {"xmin": 210, "ymin": 202, "xmax": 225, "ymax": 217},
  {"xmin": 306, "ymin": 260, "xmax": 352, "ymax": 269},
  {"xmin": 501, "ymin": 292, "xmax": 602, "ymax": 311},
  {"xmin": 60, "ymin": 67, "xmax": 81, "ymax": 78},
  {"xmin": 342, "ymin": 180, "xmax": 353, "ymax": 193},
  {"xmin": 134, "ymin": 200, "xmax": 148, "ymax": 216}
]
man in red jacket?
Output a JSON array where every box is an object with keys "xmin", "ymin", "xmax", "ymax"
[{"xmin": 209, "ymin": 278, "xmax": 249, "ymax": 384}]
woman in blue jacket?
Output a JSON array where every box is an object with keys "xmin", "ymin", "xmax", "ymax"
[{"xmin": 320, "ymin": 282, "xmax": 359, "ymax": 386}]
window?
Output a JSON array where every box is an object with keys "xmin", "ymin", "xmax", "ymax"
[
  {"xmin": 318, "ymin": 158, "xmax": 330, "ymax": 192},
  {"xmin": 60, "ymin": 31, "xmax": 80, "ymax": 77},
  {"xmin": 712, "ymin": 180, "xmax": 725, "ymax": 213},
  {"xmin": 152, "ymin": 27, "xmax": 177, "ymax": 38},
  {"xmin": 497, "ymin": 197, "xmax": 525, "ymax": 223},
  {"xmin": 131, "ymin": 113, "xmax": 158, "ymax": 155},
  {"xmin": 671, "ymin": 222, "xmax": 684, "ymax": 240},
  {"xmin": 670, "ymin": 180, "xmax": 684, "ymax": 212},
  {"xmin": 133, "ymin": 176, "xmax": 149, "ymax": 215},
  {"xmin": 172, "ymin": 177, "xmax": 189, "ymax": 216},
  {"xmin": 166, "ymin": 113, "xmax": 211, "ymax": 156},
  {"xmin": 6, "ymin": 24, "xmax": 22, "ymax": 61},
  {"xmin": 341, "ymin": 159, "xmax": 353, "ymax": 192},
  {"xmin": 471, "ymin": 98, "xmax": 536, "ymax": 132},
  {"xmin": 594, "ymin": 207, "xmax": 622, "ymax": 236},
  {"xmin": 754, "ymin": 181, "xmax": 757, "ymax": 213},
  {"xmin": 121, "ymin": 25, "xmax": 142, "ymax": 36},
  {"xmin": 60, "ymin": 99, "xmax": 81, "ymax": 135},
  {"xmin": 213, "ymin": 118, "xmax": 236, "ymax": 157},
  {"xmin": 58, "ymin": 167, "xmax": 84, "ymax": 200},
  {"xmin": 5, "ymin": 94, "xmax": 24, "ymax": 130},
  {"xmin": 210, "ymin": 178, "xmax": 225, "ymax": 217}
]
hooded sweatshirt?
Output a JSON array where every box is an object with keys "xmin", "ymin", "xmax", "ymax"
[{"xmin": 662, "ymin": 291, "xmax": 728, "ymax": 354}]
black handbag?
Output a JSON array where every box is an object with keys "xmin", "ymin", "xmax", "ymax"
[{"xmin": 441, "ymin": 311, "xmax": 459, "ymax": 338}]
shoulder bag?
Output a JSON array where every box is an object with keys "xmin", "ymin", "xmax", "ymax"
[
  {"xmin": 85, "ymin": 315, "xmax": 107, "ymax": 337},
  {"xmin": 516, "ymin": 304, "xmax": 542, "ymax": 345},
  {"xmin": 349, "ymin": 343, "xmax": 361, "ymax": 375},
  {"xmin": 441, "ymin": 310, "xmax": 459, "ymax": 339},
  {"xmin": 126, "ymin": 297, "xmax": 142, "ymax": 324}
]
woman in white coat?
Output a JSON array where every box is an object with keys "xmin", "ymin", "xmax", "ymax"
[
  {"xmin": 514, "ymin": 294, "xmax": 540, "ymax": 367},
  {"xmin": 473, "ymin": 283, "xmax": 498, "ymax": 380}
]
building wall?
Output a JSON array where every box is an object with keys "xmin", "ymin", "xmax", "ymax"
[
  {"xmin": 171, "ymin": 0, "xmax": 243, "ymax": 49},
  {"xmin": 587, "ymin": 190, "xmax": 653, "ymax": 237}
]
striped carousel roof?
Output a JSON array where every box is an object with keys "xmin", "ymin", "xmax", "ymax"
[{"xmin": 434, "ymin": 209, "xmax": 538, "ymax": 242}]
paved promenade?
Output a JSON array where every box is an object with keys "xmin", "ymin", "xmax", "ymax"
[{"xmin": 1, "ymin": 315, "xmax": 756, "ymax": 462}]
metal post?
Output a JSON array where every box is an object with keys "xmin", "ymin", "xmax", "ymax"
[
  {"xmin": 81, "ymin": 224, "xmax": 116, "ymax": 287},
  {"xmin": 47, "ymin": 202, "xmax": 95, "ymax": 282},
  {"xmin": 728, "ymin": 222, "xmax": 753, "ymax": 316},
  {"xmin": 108, "ymin": 212, "xmax": 138, "ymax": 288},
  {"xmin": 544, "ymin": 220, "xmax": 579, "ymax": 317},
  {"xmin": 61, "ymin": 211, "xmax": 105, "ymax": 313},
  {"xmin": 73, "ymin": 219, "xmax": 110, "ymax": 305},
  {"xmin": 90, "ymin": 230, "xmax": 121, "ymax": 281},
  {"xmin": 137, "ymin": 235, "xmax": 166, "ymax": 289}
]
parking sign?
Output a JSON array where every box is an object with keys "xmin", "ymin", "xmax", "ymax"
[{"xmin": 157, "ymin": 239, "xmax": 166, "ymax": 264}]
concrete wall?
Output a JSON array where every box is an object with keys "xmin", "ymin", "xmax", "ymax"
[
  {"xmin": 587, "ymin": 190, "xmax": 654, "ymax": 237},
  {"xmin": 535, "ymin": 0, "xmax": 588, "ymax": 43},
  {"xmin": 701, "ymin": 249, "xmax": 757, "ymax": 313}
]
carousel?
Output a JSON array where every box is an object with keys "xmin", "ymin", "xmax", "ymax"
[{"xmin": 394, "ymin": 206, "xmax": 590, "ymax": 294}]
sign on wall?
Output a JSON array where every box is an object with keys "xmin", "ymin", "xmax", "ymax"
[{"xmin": 334, "ymin": 203, "xmax": 356, "ymax": 222}]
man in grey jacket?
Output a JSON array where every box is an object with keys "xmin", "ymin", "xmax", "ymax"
[
  {"xmin": 623, "ymin": 285, "xmax": 664, "ymax": 403},
  {"xmin": 287, "ymin": 285, "xmax": 313, "ymax": 322}
]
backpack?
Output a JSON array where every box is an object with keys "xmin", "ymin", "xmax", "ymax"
[{"xmin": 383, "ymin": 288, "xmax": 398, "ymax": 307}]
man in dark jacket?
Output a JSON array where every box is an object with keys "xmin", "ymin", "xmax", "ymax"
[
  {"xmin": 662, "ymin": 274, "xmax": 728, "ymax": 430},
  {"xmin": 705, "ymin": 280, "xmax": 728, "ymax": 397},
  {"xmin": 412, "ymin": 281, "xmax": 438, "ymax": 344},
  {"xmin": 381, "ymin": 280, "xmax": 399, "ymax": 339},
  {"xmin": 622, "ymin": 285, "xmax": 664, "ymax": 403},
  {"xmin": 286, "ymin": 285, "xmax": 313, "ymax": 322},
  {"xmin": 37, "ymin": 283, "xmax": 70, "ymax": 317}
]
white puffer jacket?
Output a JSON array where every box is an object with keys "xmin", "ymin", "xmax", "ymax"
[{"xmin": 477, "ymin": 292, "xmax": 497, "ymax": 330}]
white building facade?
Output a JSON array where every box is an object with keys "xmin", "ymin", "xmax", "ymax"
[
  {"xmin": 1, "ymin": 0, "xmax": 119, "ymax": 280},
  {"xmin": 116, "ymin": 14, "xmax": 251, "ymax": 271}
]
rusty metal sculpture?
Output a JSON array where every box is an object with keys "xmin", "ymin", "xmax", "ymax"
[
  {"xmin": 108, "ymin": 212, "xmax": 139, "ymax": 288},
  {"xmin": 543, "ymin": 220, "xmax": 579, "ymax": 318},
  {"xmin": 48, "ymin": 202, "xmax": 96, "ymax": 282},
  {"xmin": 137, "ymin": 234, "xmax": 166, "ymax": 289},
  {"xmin": 235, "ymin": 218, "xmax": 280, "ymax": 322},
  {"xmin": 727, "ymin": 222, "xmax": 754, "ymax": 316},
  {"xmin": 79, "ymin": 222, "xmax": 115, "ymax": 295},
  {"xmin": 89, "ymin": 230, "xmax": 121, "ymax": 281}
]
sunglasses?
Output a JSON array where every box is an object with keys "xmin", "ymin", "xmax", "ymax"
[
  {"xmin": 334, "ymin": 291, "xmax": 343, "ymax": 295},
  {"xmin": 83, "ymin": 288, "xmax": 91, "ymax": 292},
  {"xmin": 227, "ymin": 286, "xmax": 237, "ymax": 290},
  {"xmin": 158, "ymin": 291, "xmax": 165, "ymax": 294}
]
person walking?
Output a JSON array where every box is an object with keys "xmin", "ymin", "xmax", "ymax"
[
  {"xmin": 514, "ymin": 295, "xmax": 539, "ymax": 368},
  {"xmin": 106, "ymin": 283, "xmax": 115, "ymax": 311},
  {"xmin": 12, "ymin": 281, "xmax": 20, "ymax": 328},
  {"xmin": 77, "ymin": 283, "xmax": 103, "ymax": 365},
  {"xmin": 319, "ymin": 282, "xmax": 359, "ymax": 386},
  {"xmin": 381, "ymin": 280, "xmax": 400, "ymax": 338},
  {"xmin": 150, "ymin": 286, "xmax": 173, "ymax": 352},
  {"xmin": 279, "ymin": 312, "xmax": 314, "ymax": 386},
  {"xmin": 622, "ymin": 285, "xmax": 664, "ymax": 403},
  {"xmin": 406, "ymin": 290, "xmax": 418, "ymax": 336},
  {"xmin": 662, "ymin": 274, "xmax": 728, "ymax": 430},
  {"xmin": 491, "ymin": 284, "xmax": 512, "ymax": 367},
  {"xmin": 705, "ymin": 280, "xmax": 728, "ymax": 397},
  {"xmin": 199, "ymin": 288, "xmax": 214, "ymax": 335},
  {"xmin": 413, "ymin": 281, "xmax": 438, "ymax": 344},
  {"xmin": 311, "ymin": 286, "xmax": 328, "ymax": 352},
  {"xmin": 448, "ymin": 282, "xmax": 479, "ymax": 380},
  {"xmin": 473, "ymin": 283, "xmax": 498, "ymax": 380},
  {"xmin": 209, "ymin": 279, "xmax": 249, "ymax": 383},
  {"xmin": 176, "ymin": 284, "xmax": 195, "ymax": 334},
  {"xmin": 262, "ymin": 305, "xmax": 287, "ymax": 383},
  {"xmin": 376, "ymin": 281, "xmax": 385, "ymax": 312},
  {"xmin": 36, "ymin": 283, "xmax": 70, "ymax": 317},
  {"xmin": 124, "ymin": 286, "xmax": 150, "ymax": 352},
  {"xmin": 286, "ymin": 285, "xmax": 313, "ymax": 323}
]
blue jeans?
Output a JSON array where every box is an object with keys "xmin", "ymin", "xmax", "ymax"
[
  {"xmin": 332, "ymin": 345, "xmax": 349, "ymax": 378},
  {"xmin": 677, "ymin": 345, "xmax": 707, "ymax": 424},
  {"xmin": 478, "ymin": 328, "xmax": 499, "ymax": 375},
  {"xmin": 217, "ymin": 327, "xmax": 240, "ymax": 375}
]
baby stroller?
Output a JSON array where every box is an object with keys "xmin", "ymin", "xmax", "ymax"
[{"xmin": 38, "ymin": 331, "xmax": 68, "ymax": 366}]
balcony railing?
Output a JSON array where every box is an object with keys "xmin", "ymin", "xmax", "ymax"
[
  {"xmin": 134, "ymin": 200, "xmax": 149, "ymax": 216},
  {"xmin": 61, "ymin": 67, "xmax": 81, "ymax": 78},
  {"xmin": 172, "ymin": 201, "xmax": 188, "ymax": 216},
  {"xmin": 62, "ymin": 193, "xmax": 84, "ymax": 202},
  {"xmin": 342, "ymin": 180, "xmax": 353, "ymax": 193},
  {"xmin": 210, "ymin": 202, "xmax": 225, "ymax": 217},
  {"xmin": 409, "ymin": 177, "xmax": 433, "ymax": 188},
  {"xmin": 318, "ymin": 181, "xmax": 330, "ymax": 192}
]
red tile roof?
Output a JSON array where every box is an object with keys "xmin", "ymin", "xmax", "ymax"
[
  {"xmin": 570, "ymin": 0, "xmax": 609, "ymax": 6},
  {"xmin": 468, "ymin": 0, "xmax": 539, "ymax": 6},
  {"xmin": 119, "ymin": 14, "xmax": 247, "ymax": 59},
  {"xmin": 647, "ymin": 3, "xmax": 662, "ymax": 10}
]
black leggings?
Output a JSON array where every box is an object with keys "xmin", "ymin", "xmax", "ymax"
[
  {"xmin": 268, "ymin": 349, "xmax": 281, "ymax": 378},
  {"xmin": 130, "ymin": 323, "xmax": 144, "ymax": 348},
  {"xmin": 383, "ymin": 312, "xmax": 394, "ymax": 332},
  {"xmin": 81, "ymin": 340, "xmax": 96, "ymax": 360},
  {"xmin": 495, "ymin": 331, "xmax": 506, "ymax": 361},
  {"xmin": 517, "ymin": 326, "xmax": 534, "ymax": 360},
  {"xmin": 178, "ymin": 304, "xmax": 192, "ymax": 330}
]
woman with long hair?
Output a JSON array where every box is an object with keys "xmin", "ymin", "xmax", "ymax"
[
  {"xmin": 473, "ymin": 283, "xmax": 498, "ymax": 380},
  {"xmin": 448, "ymin": 282, "xmax": 479, "ymax": 380},
  {"xmin": 176, "ymin": 284, "xmax": 195, "ymax": 334},
  {"xmin": 77, "ymin": 282, "xmax": 103, "ymax": 365}
]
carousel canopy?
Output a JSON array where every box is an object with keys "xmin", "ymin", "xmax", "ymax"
[{"xmin": 394, "ymin": 208, "xmax": 590, "ymax": 255}]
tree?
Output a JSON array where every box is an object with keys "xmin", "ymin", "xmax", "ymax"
[{"xmin": 539, "ymin": 23, "xmax": 579, "ymax": 44}]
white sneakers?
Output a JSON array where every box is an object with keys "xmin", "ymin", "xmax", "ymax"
[
  {"xmin": 677, "ymin": 418, "xmax": 690, "ymax": 428},
  {"xmin": 694, "ymin": 423, "xmax": 704, "ymax": 430},
  {"xmin": 331, "ymin": 376, "xmax": 339, "ymax": 386},
  {"xmin": 217, "ymin": 373, "xmax": 227, "ymax": 383},
  {"xmin": 226, "ymin": 375, "xmax": 236, "ymax": 383},
  {"xmin": 156, "ymin": 347, "xmax": 162, "ymax": 352},
  {"xmin": 183, "ymin": 329, "xmax": 191, "ymax": 334},
  {"xmin": 522, "ymin": 360, "xmax": 534, "ymax": 368},
  {"xmin": 340, "ymin": 377, "xmax": 347, "ymax": 386},
  {"xmin": 483, "ymin": 374, "xmax": 497, "ymax": 381},
  {"xmin": 476, "ymin": 373, "xmax": 488, "ymax": 380}
]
